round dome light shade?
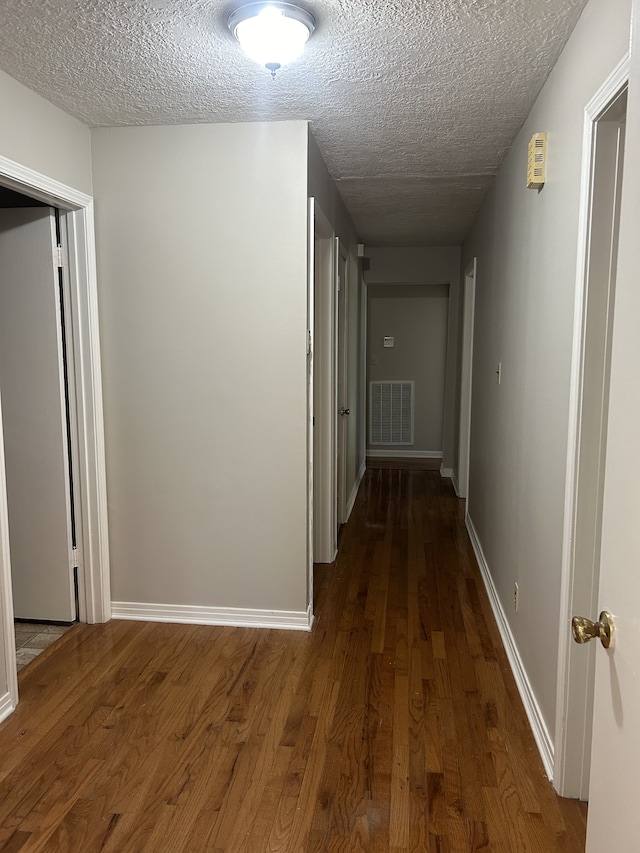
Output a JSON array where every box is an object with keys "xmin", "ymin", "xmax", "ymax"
[{"xmin": 228, "ymin": 3, "xmax": 315, "ymax": 70}]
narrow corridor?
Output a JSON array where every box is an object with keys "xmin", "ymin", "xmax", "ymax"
[{"xmin": 0, "ymin": 466, "xmax": 586, "ymax": 850}]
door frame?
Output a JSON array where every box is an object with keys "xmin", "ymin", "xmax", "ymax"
[
  {"xmin": 0, "ymin": 154, "xmax": 111, "ymax": 715},
  {"xmin": 306, "ymin": 198, "xmax": 315, "ymax": 617},
  {"xmin": 457, "ymin": 258, "xmax": 476, "ymax": 500},
  {"xmin": 336, "ymin": 240, "xmax": 349, "ymax": 526},
  {"xmin": 0, "ymin": 208, "xmax": 78, "ymax": 622},
  {"xmin": 312, "ymin": 201, "xmax": 337, "ymax": 565},
  {"xmin": 555, "ymin": 54, "xmax": 629, "ymax": 797}
]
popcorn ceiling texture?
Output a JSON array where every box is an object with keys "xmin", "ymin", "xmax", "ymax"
[{"xmin": 0, "ymin": 0, "xmax": 588, "ymax": 244}]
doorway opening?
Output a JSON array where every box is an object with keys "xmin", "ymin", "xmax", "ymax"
[
  {"xmin": 311, "ymin": 202, "xmax": 337, "ymax": 566},
  {"xmin": 556, "ymin": 64, "xmax": 628, "ymax": 799},
  {"xmin": 336, "ymin": 242, "xmax": 349, "ymax": 535},
  {"xmin": 0, "ymin": 194, "xmax": 80, "ymax": 669},
  {"xmin": 0, "ymin": 156, "xmax": 110, "ymax": 719},
  {"xmin": 457, "ymin": 258, "xmax": 476, "ymax": 500}
]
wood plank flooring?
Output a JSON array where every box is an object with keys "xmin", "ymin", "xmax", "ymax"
[{"xmin": 0, "ymin": 467, "xmax": 587, "ymax": 851}]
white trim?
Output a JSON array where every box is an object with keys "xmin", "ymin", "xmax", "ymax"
[
  {"xmin": 440, "ymin": 466, "xmax": 453, "ymax": 478},
  {"xmin": 555, "ymin": 54, "xmax": 630, "ymax": 798},
  {"xmin": 0, "ymin": 690, "xmax": 13, "ymax": 725},
  {"xmin": 451, "ymin": 471, "xmax": 461, "ymax": 496},
  {"xmin": 0, "ymin": 158, "xmax": 92, "ymax": 209},
  {"xmin": 307, "ymin": 198, "xmax": 315, "ymax": 623},
  {"xmin": 111, "ymin": 601, "xmax": 313, "ymax": 631},
  {"xmin": 466, "ymin": 513, "xmax": 555, "ymax": 780},
  {"xmin": 440, "ymin": 282, "xmax": 455, "ymax": 479},
  {"xmin": 0, "ymin": 155, "xmax": 110, "ymax": 627},
  {"xmin": 337, "ymin": 239, "xmax": 350, "ymax": 525},
  {"xmin": 0, "ymin": 390, "xmax": 17, "ymax": 712},
  {"xmin": 367, "ymin": 449, "xmax": 442, "ymax": 459},
  {"xmin": 360, "ymin": 280, "xmax": 368, "ymax": 485},
  {"xmin": 65, "ymin": 204, "xmax": 111, "ymax": 623},
  {"xmin": 458, "ymin": 258, "xmax": 477, "ymax": 500},
  {"xmin": 345, "ymin": 458, "xmax": 366, "ymax": 522}
]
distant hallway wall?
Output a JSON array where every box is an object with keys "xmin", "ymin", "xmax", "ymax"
[{"xmin": 367, "ymin": 284, "xmax": 449, "ymax": 456}]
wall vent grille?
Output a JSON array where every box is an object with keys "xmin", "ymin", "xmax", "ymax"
[{"xmin": 369, "ymin": 381, "xmax": 414, "ymax": 445}]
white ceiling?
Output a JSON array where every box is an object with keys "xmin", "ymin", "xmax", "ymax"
[{"xmin": 0, "ymin": 0, "xmax": 588, "ymax": 246}]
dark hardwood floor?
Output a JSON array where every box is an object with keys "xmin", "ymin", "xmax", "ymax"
[{"xmin": 0, "ymin": 467, "xmax": 587, "ymax": 851}]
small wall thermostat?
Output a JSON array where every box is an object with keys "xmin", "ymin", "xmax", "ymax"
[{"xmin": 383, "ymin": 336, "xmax": 394, "ymax": 348}]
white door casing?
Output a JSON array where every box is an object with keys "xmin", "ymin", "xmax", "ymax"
[
  {"xmin": 312, "ymin": 202, "xmax": 337, "ymax": 564},
  {"xmin": 555, "ymin": 59, "xmax": 629, "ymax": 800},
  {"xmin": 0, "ymin": 208, "xmax": 75, "ymax": 622},
  {"xmin": 306, "ymin": 198, "xmax": 315, "ymax": 615},
  {"xmin": 336, "ymin": 241, "xmax": 349, "ymax": 526},
  {"xmin": 585, "ymin": 5, "xmax": 640, "ymax": 845},
  {"xmin": 0, "ymin": 155, "xmax": 110, "ymax": 720},
  {"xmin": 458, "ymin": 258, "xmax": 476, "ymax": 500}
]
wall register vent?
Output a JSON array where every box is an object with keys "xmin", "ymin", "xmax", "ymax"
[{"xmin": 369, "ymin": 381, "xmax": 414, "ymax": 445}]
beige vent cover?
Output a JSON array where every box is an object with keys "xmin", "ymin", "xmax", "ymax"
[{"xmin": 527, "ymin": 132, "xmax": 547, "ymax": 189}]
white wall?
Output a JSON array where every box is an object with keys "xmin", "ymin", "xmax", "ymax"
[
  {"xmin": 365, "ymin": 247, "xmax": 461, "ymax": 469},
  {"xmin": 367, "ymin": 284, "xmax": 449, "ymax": 454},
  {"xmin": 307, "ymin": 132, "xmax": 365, "ymax": 508},
  {"xmin": 461, "ymin": 0, "xmax": 631, "ymax": 742},
  {"xmin": 0, "ymin": 69, "xmax": 92, "ymax": 195},
  {"xmin": 366, "ymin": 247, "xmax": 461, "ymax": 287},
  {"xmin": 92, "ymin": 121, "xmax": 310, "ymax": 618},
  {"xmin": 0, "ymin": 70, "xmax": 93, "ymax": 717}
]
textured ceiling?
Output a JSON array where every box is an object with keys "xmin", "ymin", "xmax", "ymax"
[{"xmin": 0, "ymin": 0, "xmax": 588, "ymax": 245}]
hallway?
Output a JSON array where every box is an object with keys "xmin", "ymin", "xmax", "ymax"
[{"xmin": 0, "ymin": 466, "xmax": 586, "ymax": 851}]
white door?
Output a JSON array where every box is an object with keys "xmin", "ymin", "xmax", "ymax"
[
  {"xmin": 0, "ymin": 208, "xmax": 75, "ymax": 622},
  {"xmin": 336, "ymin": 243, "xmax": 349, "ymax": 527},
  {"xmin": 585, "ymin": 11, "xmax": 640, "ymax": 847},
  {"xmin": 312, "ymin": 204, "xmax": 337, "ymax": 564},
  {"xmin": 458, "ymin": 258, "xmax": 476, "ymax": 500}
]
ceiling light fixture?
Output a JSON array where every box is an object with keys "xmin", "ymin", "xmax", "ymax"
[{"xmin": 228, "ymin": 2, "xmax": 316, "ymax": 78}]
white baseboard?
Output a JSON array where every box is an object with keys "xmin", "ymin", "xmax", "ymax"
[
  {"xmin": 111, "ymin": 601, "xmax": 313, "ymax": 632},
  {"xmin": 367, "ymin": 450, "xmax": 443, "ymax": 459},
  {"xmin": 465, "ymin": 514, "xmax": 555, "ymax": 780},
  {"xmin": 0, "ymin": 690, "xmax": 14, "ymax": 724},
  {"xmin": 440, "ymin": 465, "xmax": 453, "ymax": 478},
  {"xmin": 345, "ymin": 459, "xmax": 366, "ymax": 522},
  {"xmin": 451, "ymin": 471, "xmax": 460, "ymax": 495}
]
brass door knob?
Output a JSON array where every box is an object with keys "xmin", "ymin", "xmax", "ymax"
[{"xmin": 571, "ymin": 611, "xmax": 615, "ymax": 649}]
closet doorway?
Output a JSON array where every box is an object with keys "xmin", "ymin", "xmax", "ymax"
[
  {"xmin": 0, "ymin": 157, "xmax": 110, "ymax": 718},
  {"xmin": 0, "ymin": 195, "xmax": 79, "ymax": 625}
]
